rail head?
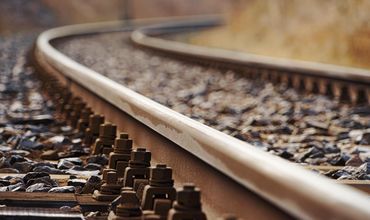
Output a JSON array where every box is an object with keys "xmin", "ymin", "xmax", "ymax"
[
  {"xmin": 35, "ymin": 17, "xmax": 370, "ymax": 219},
  {"xmin": 131, "ymin": 20, "xmax": 370, "ymax": 85}
]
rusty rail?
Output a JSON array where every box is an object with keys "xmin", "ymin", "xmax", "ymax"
[{"xmin": 32, "ymin": 17, "xmax": 370, "ymax": 219}]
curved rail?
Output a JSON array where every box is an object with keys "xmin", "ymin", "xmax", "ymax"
[
  {"xmin": 35, "ymin": 17, "xmax": 370, "ymax": 219},
  {"xmin": 132, "ymin": 20, "xmax": 370, "ymax": 85}
]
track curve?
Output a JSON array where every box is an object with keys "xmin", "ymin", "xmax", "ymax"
[
  {"xmin": 34, "ymin": 17, "xmax": 370, "ymax": 219},
  {"xmin": 132, "ymin": 20, "xmax": 370, "ymax": 104}
]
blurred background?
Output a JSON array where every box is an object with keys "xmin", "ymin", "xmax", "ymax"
[
  {"xmin": 0, "ymin": 0, "xmax": 230, "ymax": 34},
  {"xmin": 0, "ymin": 0, "xmax": 369, "ymax": 69}
]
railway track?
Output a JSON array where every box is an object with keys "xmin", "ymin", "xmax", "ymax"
[
  {"xmin": 131, "ymin": 20, "xmax": 370, "ymax": 104},
  {"xmin": 0, "ymin": 16, "xmax": 369, "ymax": 219}
]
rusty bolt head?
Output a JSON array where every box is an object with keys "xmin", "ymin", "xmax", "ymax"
[
  {"xmin": 115, "ymin": 139, "xmax": 133, "ymax": 150},
  {"xmin": 153, "ymin": 199, "xmax": 172, "ymax": 216},
  {"xmin": 106, "ymin": 171, "xmax": 118, "ymax": 185},
  {"xmin": 102, "ymin": 168, "xmax": 116, "ymax": 181},
  {"xmin": 99, "ymin": 123, "xmax": 117, "ymax": 138},
  {"xmin": 121, "ymin": 187, "xmax": 133, "ymax": 192},
  {"xmin": 150, "ymin": 164, "xmax": 172, "ymax": 181},
  {"xmin": 119, "ymin": 133, "xmax": 129, "ymax": 139},
  {"xmin": 176, "ymin": 183, "xmax": 201, "ymax": 209},
  {"xmin": 120, "ymin": 190, "xmax": 140, "ymax": 206},
  {"xmin": 116, "ymin": 161, "xmax": 128, "ymax": 176},
  {"xmin": 116, "ymin": 190, "xmax": 141, "ymax": 215},
  {"xmin": 130, "ymin": 148, "xmax": 151, "ymax": 165},
  {"xmin": 80, "ymin": 107, "xmax": 93, "ymax": 121},
  {"xmin": 89, "ymin": 114, "xmax": 105, "ymax": 133}
]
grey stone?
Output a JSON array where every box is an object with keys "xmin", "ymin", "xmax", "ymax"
[
  {"xmin": 0, "ymin": 168, "xmax": 19, "ymax": 173},
  {"xmin": 26, "ymin": 183, "xmax": 52, "ymax": 192},
  {"xmin": 18, "ymin": 138, "xmax": 43, "ymax": 150},
  {"xmin": 48, "ymin": 186, "xmax": 75, "ymax": 193},
  {"xmin": 26, "ymin": 176, "xmax": 58, "ymax": 187},
  {"xmin": 40, "ymin": 150, "xmax": 59, "ymax": 160},
  {"xmin": 33, "ymin": 166, "xmax": 65, "ymax": 174},
  {"xmin": 68, "ymin": 179, "xmax": 86, "ymax": 187},
  {"xmin": 81, "ymin": 175, "xmax": 101, "ymax": 194},
  {"xmin": 12, "ymin": 161, "xmax": 33, "ymax": 173},
  {"xmin": 86, "ymin": 155, "xmax": 108, "ymax": 166},
  {"xmin": 84, "ymin": 163, "xmax": 102, "ymax": 170},
  {"xmin": 23, "ymin": 172, "xmax": 49, "ymax": 184},
  {"xmin": 57, "ymin": 159, "xmax": 75, "ymax": 170}
]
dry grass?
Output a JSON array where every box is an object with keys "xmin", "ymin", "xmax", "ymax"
[{"xmin": 189, "ymin": 0, "xmax": 370, "ymax": 69}]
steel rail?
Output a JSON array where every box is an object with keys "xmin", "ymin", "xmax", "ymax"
[
  {"xmin": 35, "ymin": 17, "xmax": 370, "ymax": 219},
  {"xmin": 131, "ymin": 20, "xmax": 370, "ymax": 85}
]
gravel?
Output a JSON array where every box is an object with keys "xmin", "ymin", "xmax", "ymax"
[
  {"xmin": 0, "ymin": 6, "xmax": 101, "ymax": 192},
  {"xmin": 54, "ymin": 32, "xmax": 370, "ymax": 176}
]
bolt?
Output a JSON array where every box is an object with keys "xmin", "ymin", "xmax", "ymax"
[
  {"xmin": 176, "ymin": 183, "xmax": 201, "ymax": 209},
  {"xmin": 168, "ymin": 184, "xmax": 206, "ymax": 220},
  {"xmin": 116, "ymin": 161, "xmax": 127, "ymax": 178},
  {"xmin": 99, "ymin": 123, "xmax": 117, "ymax": 139},
  {"xmin": 63, "ymin": 97, "xmax": 81, "ymax": 119},
  {"xmin": 95, "ymin": 169, "xmax": 122, "ymax": 201},
  {"xmin": 83, "ymin": 114, "xmax": 104, "ymax": 148},
  {"xmin": 141, "ymin": 164, "xmax": 176, "ymax": 210},
  {"xmin": 70, "ymin": 102, "xmax": 86, "ymax": 127},
  {"xmin": 121, "ymin": 187, "xmax": 133, "ymax": 192},
  {"xmin": 80, "ymin": 107, "xmax": 93, "ymax": 121},
  {"xmin": 156, "ymin": 164, "xmax": 167, "ymax": 168},
  {"xmin": 77, "ymin": 107, "xmax": 93, "ymax": 132},
  {"xmin": 129, "ymin": 148, "xmax": 151, "ymax": 167},
  {"xmin": 102, "ymin": 168, "xmax": 116, "ymax": 182},
  {"xmin": 119, "ymin": 132, "xmax": 129, "ymax": 139},
  {"xmin": 114, "ymin": 139, "xmax": 132, "ymax": 152},
  {"xmin": 106, "ymin": 171, "xmax": 118, "ymax": 185},
  {"xmin": 149, "ymin": 164, "xmax": 173, "ymax": 187},
  {"xmin": 89, "ymin": 114, "xmax": 105, "ymax": 134},
  {"xmin": 153, "ymin": 199, "xmax": 172, "ymax": 216},
  {"xmin": 115, "ymin": 190, "xmax": 142, "ymax": 217}
]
